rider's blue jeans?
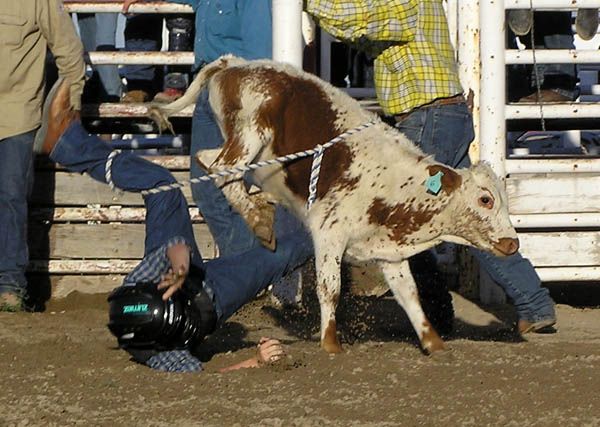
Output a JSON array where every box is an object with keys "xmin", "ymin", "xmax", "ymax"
[{"xmin": 51, "ymin": 121, "xmax": 312, "ymax": 322}]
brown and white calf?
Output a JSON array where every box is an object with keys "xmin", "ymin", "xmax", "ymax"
[{"xmin": 152, "ymin": 56, "xmax": 519, "ymax": 355}]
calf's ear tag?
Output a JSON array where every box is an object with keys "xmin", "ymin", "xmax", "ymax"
[{"xmin": 425, "ymin": 171, "xmax": 444, "ymax": 195}]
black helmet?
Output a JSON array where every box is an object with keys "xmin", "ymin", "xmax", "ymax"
[{"xmin": 107, "ymin": 266, "xmax": 216, "ymax": 353}]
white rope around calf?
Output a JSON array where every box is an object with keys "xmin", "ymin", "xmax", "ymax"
[
  {"xmin": 306, "ymin": 144, "xmax": 325, "ymax": 210},
  {"xmin": 131, "ymin": 120, "xmax": 377, "ymax": 206},
  {"xmin": 105, "ymin": 149, "xmax": 121, "ymax": 191}
]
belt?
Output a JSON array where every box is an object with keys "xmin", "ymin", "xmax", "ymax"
[
  {"xmin": 394, "ymin": 94, "xmax": 466, "ymax": 123},
  {"xmin": 425, "ymin": 94, "xmax": 466, "ymax": 108}
]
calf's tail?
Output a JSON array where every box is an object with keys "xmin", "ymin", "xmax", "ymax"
[{"xmin": 149, "ymin": 55, "xmax": 246, "ymax": 131}]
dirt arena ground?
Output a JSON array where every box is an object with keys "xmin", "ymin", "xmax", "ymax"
[{"xmin": 1, "ymin": 286, "xmax": 599, "ymax": 427}]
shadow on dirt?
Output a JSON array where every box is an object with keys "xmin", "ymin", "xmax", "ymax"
[
  {"xmin": 259, "ymin": 252, "xmax": 525, "ymax": 350},
  {"xmin": 262, "ymin": 281, "xmax": 524, "ymax": 354},
  {"xmin": 195, "ymin": 321, "xmax": 258, "ymax": 362}
]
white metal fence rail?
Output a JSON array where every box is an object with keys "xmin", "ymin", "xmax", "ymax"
[{"xmin": 481, "ymin": 0, "xmax": 600, "ymax": 174}]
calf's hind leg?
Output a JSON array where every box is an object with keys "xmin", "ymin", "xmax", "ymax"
[{"xmin": 379, "ymin": 260, "xmax": 446, "ymax": 354}]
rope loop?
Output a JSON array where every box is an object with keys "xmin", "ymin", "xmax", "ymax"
[
  {"xmin": 137, "ymin": 120, "xmax": 377, "ymax": 202},
  {"xmin": 105, "ymin": 150, "xmax": 121, "ymax": 191},
  {"xmin": 307, "ymin": 144, "xmax": 325, "ymax": 210}
]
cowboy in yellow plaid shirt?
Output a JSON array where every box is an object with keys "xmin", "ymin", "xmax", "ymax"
[
  {"xmin": 306, "ymin": 0, "xmax": 558, "ymax": 336},
  {"xmin": 305, "ymin": 0, "xmax": 463, "ymax": 115}
]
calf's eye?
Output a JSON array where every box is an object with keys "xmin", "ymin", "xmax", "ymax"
[{"xmin": 478, "ymin": 195, "xmax": 494, "ymax": 209}]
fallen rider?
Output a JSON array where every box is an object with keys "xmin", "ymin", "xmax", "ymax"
[{"xmin": 38, "ymin": 78, "xmax": 313, "ymax": 372}]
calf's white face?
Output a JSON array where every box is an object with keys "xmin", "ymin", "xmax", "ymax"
[{"xmin": 448, "ymin": 162, "xmax": 519, "ymax": 257}]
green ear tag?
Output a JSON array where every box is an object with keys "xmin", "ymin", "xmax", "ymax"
[{"xmin": 425, "ymin": 171, "xmax": 444, "ymax": 195}]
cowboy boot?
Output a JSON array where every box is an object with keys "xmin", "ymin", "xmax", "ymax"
[
  {"xmin": 34, "ymin": 78, "xmax": 80, "ymax": 155},
  {"xmin": 508, "ymin": 9, "xmax": 533, "ymax": 36},
  {"xmin": 576, "ymin": 9, "xmax": 599, "ymax": 41}
]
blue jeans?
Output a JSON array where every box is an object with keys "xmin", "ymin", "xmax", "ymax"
[
  {"xmin": 51, "ymin": 121, "xmax": 312, "ymax": 323},
  {"xmin": 396, "ymin": 103, "xmax": 556, "ymax": 323},
  {"xmin": 52, "ymin": 122, "xmax": 201, "ymax": 261},
  {"xmin": 77, "ymin": 13, "xmax": 123, "ymax": 98},
  {"xmin": 124, "ymin": 14, "xmax": 163, "ymax": 85},
  {"xmin": 190, "ymin": 88, "xmax": 263, "ymax": 256},
  {"xmin": 0, "ymin": 131, "xmax": 35, "ymax": 297}
]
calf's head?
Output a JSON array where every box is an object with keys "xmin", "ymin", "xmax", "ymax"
[{"xmin": 443, "ymin": 162, "xmax": 519, "ymax": 257}]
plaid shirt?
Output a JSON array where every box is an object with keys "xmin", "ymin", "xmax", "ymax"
[
  {"xmin": 306, "ymin": 0, "xmax": 464, "ymax": 115},
  {"xmin": 124, "ymin": 236, "xmax": 190, "ymax": 286}
]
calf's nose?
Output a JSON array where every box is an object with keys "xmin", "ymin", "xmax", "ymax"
[{"xmin": 495, "ymin": 237, "xmax": 520, "ymax": 256}]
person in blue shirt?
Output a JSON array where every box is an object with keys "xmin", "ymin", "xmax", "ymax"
[
  {"xmin": 166, "ymin": 0, "xmax": 273, "ymax": 67},
  {"xmin": 123, "ymin": 0, "xmax": 304, "ymax": 305}
]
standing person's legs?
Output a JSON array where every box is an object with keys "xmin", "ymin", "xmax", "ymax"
[
  {"xmin": 469, "ymin": 248, "xmax": 556, "ymax": 325},
  {"xmin": 0, "ymin": 131, "xmax": 35, "ymax": 309},
  {"xmin": 95, "ymin": 13, "xmax": 123, "ymax": 100},
  {"xmin": 395, "ymin": 104, "xmax": 471, "ymax": 333},
  {"xmin": 190, "ymin": 88, "xmax": 259, "ymax": 256},
  {"xmin": 123, "ymin": 14, "xmax": 164, "ymax": 100},
  {"xmin": 154, "ymin": 15, "xmax": 194, "ymax": 103},
  {"xmin": 78, "ymin": 13, "xmax": 122, "ymax": 102},
  {"xmin": 395, "ymin": 103, "xmax": 556, "ymax": 327},
  {"xmin": 76, "ymin": 13, "xmax": 96, "ymax": 52}
]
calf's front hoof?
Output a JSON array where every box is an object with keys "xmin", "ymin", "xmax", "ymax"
[
  {"xmin": 321, "ymin": 338, "xmax": 343, "ymax": 354},
  {"xmin": 421, "ymin": 325, "xmax": 446, "ymax": 355},
  {"xmin": 321, "ymin": 320, "xmax": 343, "ymax": 353}
]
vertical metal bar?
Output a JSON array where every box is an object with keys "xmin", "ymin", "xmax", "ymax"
[
  {"xmin": 272, "ymin": 0, "xmax": 304, "ymax": 68},
  {"xmin": 456, "ymin": 0, "xmax": 481, "ymax": 162},
  {"xmin": 479, "ymin": 0, "xmax": 507, "ymax": 179},
  {"xmin": 479, "ymin": 0, "xmax": 509, "ymax": 304}
]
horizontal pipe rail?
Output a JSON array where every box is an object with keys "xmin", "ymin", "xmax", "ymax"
[
  {"xmin": 506, "ymin": 158, "xmax": 600, "ymax": 174},
  {"xmin": 506, "ymin": 49, "xmax": 600, "ymax": 65},
  {"xmin": 30, "ymin": 207, "xmax": 202, "ymax": 222},
  {"xmin": 87, "ymin": 51, "xmax": 193, "ymax": 65},
  {"xmin": 29, "ymin": 260, "xmax": 139, "ymax": 274},
  {"xmin": 506, "ymin": 0, "xmax": 600, "ymax": 9},
  {"xmin": 506, "ymin": 103, "xmax": 600, "ymax": 119},
  {"xmin": 535, "ymin": 266, "xmax": 600, "ymax": 282},
  {"xmin": 63, "ymin": 1, "xmax": 193, "ymax": 13},
  {"xmin": 511, "ymin": 213, "xmax": 600, "ymax": 227}
]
